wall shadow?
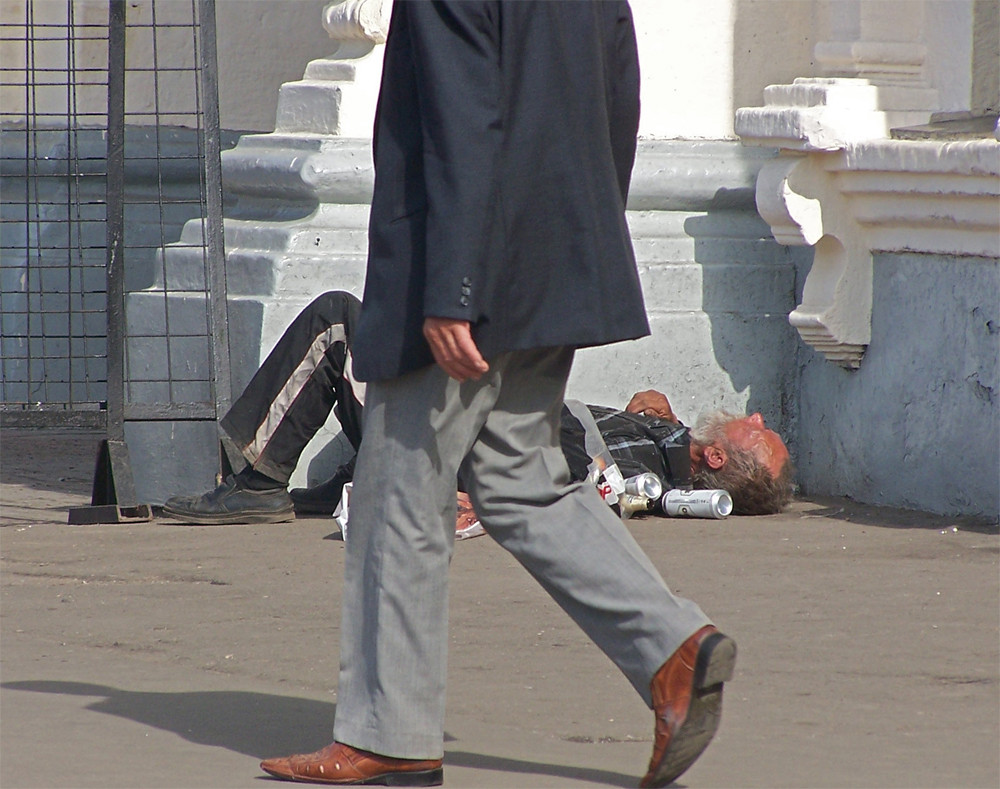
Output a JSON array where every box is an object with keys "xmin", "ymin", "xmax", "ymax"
[
  {"xmin": 0, "ymin": 430, "xmax": 102, "ymax": 501},
  {"xmin": 799, "ymin": 496, "xmax": 1000, "ymax": 536},
  {"xmin": 1, "ymin": 680, "xmax": 335, "ymax": 759},
  {"xmin": 683, "ymin": 206, "xmax": 807, "ymax": 436},
  {"xmin": 2, "ymin": 680, "xmax": 643, "ymax": 787}
]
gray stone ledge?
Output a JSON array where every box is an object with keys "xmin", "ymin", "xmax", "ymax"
[
  {"xmin": 218, "ymin": 137, "xmax": 776, "ymax": 210},
  {"xmin": 629, "ymin": 140, "xmax": 777, "ymax": 211}
]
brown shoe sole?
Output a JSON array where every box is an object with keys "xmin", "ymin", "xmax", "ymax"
[
  {"xmin": 260, "ymin": 765, "xmax": 443, "ymax": 786},
  {"xmin": 644, "ymin": 632, "xmax": 737, "ymax": 788}
]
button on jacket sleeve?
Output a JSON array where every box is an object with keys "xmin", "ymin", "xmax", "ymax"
[{"xmin": 406, "ymin": 1, "xmax": 502, "ymax": 321}]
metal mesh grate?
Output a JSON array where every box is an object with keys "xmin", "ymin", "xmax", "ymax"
[
  {"xmin": 113, "ymin": 0, "xmax": 231, "ymax": 423},
  {"xmin": 0, "ymin": 0, "xmax": 230, "ymax": 433},
  {"xmin": 1, "ymin": 2, "xmax": 111, "ymax": 426}
]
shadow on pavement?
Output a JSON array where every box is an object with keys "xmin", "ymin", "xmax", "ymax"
[
  {"xmin": 445, "ymin": 750, "xmax": 639, "ymax": 788},
  {"xmin": 1, "ymin": 680, "xmax": 334, "ymax": 758},
  {"xmin": 3, "ymin": 680, "xmax": 641, "ymax": 787},
  {"xmin": 797, "ymin": 496, "xmax": 1000, "ymax": 535}
]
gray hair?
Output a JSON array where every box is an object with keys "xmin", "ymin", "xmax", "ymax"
[{"xmin": 690, "ymin": 411, "xmax": 794, "ymax": 515}]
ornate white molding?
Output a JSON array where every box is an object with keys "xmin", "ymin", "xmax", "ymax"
[
  {"xmin": 737, "ymin": 69, "xmax": 998, "ymax": 369},
  {"xmin": 741, "ymin": 132, "xmax": 1000, "ymax": 369},
  {"xmin": 271, "ymin": 0, "xmax": 389, "ymax": 136},
  {"xmin": 323, "ymin": 0, "xmax": 390, "ymax": 45},
  {"xmin": 753, "ymin": 151, "xmax": 870, "ymax": 367},
  {"xmin": 815, "ymin": 40, "xmax": 928, "ymax": 83},
  {"xmin": 736, "ymin": 77, "xmax": 933, "ymax": 152}
]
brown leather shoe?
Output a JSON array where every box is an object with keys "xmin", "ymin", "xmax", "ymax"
[
  {"xmin": 639, "ymin": 625, "xmax": 737, "ymax": 788},
  {"xmin": 260, "ymin": 741, "xmax": 443, "ymax": 786}
]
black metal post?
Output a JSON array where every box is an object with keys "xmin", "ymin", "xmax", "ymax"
[
  {"xmin": 105, "ymin": 0, "xmax": 126, "ymax": 442},
  {"xmin": 197, "ymin": 0, "xmax": 232, "ymax": 419},
  {"xmin": 69, "ymin": 0, "xmax": 151, "ymax": 524}
]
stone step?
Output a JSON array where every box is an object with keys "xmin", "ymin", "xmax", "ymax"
[
  {"xmin": 221, "ymin": 220, "xmax": 369, "ymax": 255},
  {"xmin": 222, "ymin": 136, "xmax": 373, "ymax": 202},
  {"xmin": 627, "ymin": 208, "xmax": 772, "ymax": 238},
  {"xmin": 627, "ymin": 209, "xmax": 782, "ymax": 264},
  {"xmin": 124, "ymin": 291, "xmax": 213, "ymax": 390},
  {"xmin": 143, "ymin": 250, "xmax": 790, "ymax": 314},
  {"xmin": 226, "ymin": 200, "xmax": 371, "ymax": 227},
  {"xmin": 275, "ymin": 80, "xmax": 348, "ymax": 135},
  {"xmin": 2, "ymin": 259, "xmax": 106, "ymax": 298},
  {"xmin": 633, "ymin": 235, "xmax": 796, "ymax": 267},
  {"xmin": 149, "ymin": 244, "xmax": 209, "ymax": 292},
  {"xmin": 224, "ymin": 224, "xmax": 777, "ymax": 265},
  {"xmin": 244, "ymin": 252, "xmax": 367, "ymax": 299},
  {"xmin": 213, "ymin": 207, "xmax": 782, "ymax": 269},
  {"xmin": 125, "ymin": 290, "xmax": 210, "ymax": 339},
  {"xmin": 149, "ymin": 241, "xmax": 367, "ymax": 297}
]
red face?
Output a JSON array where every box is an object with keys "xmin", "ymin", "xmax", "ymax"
[{"xmin": 722, "ymin": 413, "xmax": 789, "ymax": 478}]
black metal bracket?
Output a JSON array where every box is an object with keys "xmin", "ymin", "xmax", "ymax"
[
  {"xmin": 66, "ymin": 1, "xmax": 150, "ymax": 527},
  {"xmin": 68, "ymin": 439, "xmax": 152, "ymax": 524}
]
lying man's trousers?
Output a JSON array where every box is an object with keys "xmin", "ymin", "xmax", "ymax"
[{"xmin": 219, "ymin": 291, "xmax": 365, "ymax": 485}]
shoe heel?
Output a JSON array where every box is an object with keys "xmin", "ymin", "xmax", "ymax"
[
  {"xmin": 694, "ymin": 632, "xmax": 737, "ymax": 689},
  {"xmin": 378, "ymin": 767, "xmax": 443, "ymax": 787}
]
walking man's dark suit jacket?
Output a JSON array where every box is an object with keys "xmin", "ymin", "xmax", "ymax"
[
  {"xmin": 352, "ymin": 0, "xmax": 651, "ymax": 381},
  {"xmin": 321, "ymin": 2, "xmax": 722, "ymax": 785}
]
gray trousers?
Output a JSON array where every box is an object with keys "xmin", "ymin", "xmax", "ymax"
[{"xmin": 333, "ymin": 348, "xmax": 711, "ymax": 759}]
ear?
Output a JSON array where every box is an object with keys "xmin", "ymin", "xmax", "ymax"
[{"xmin": 704, "ymin": 444, "xmax": 727, "ymax": 470}]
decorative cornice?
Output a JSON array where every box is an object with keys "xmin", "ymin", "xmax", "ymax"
[
  {"xmin": 814, "ymin": 41, "xmax": 928, "ymax": 83},
  {"xmin": 753, "ymin": 152, "xmax": 871, "ymax": 368},
  {"xmin": 746, "ymin": 135, "xmax": 999, "ymax": 368},
  {"xmin": 735, "ymin": 77, "xmax": 932, "ymax": 152},
  {"xmin": 737, "ymin": 75, "xmax": 998, "ymax": 369}
]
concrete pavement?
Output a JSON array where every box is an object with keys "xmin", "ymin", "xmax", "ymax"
[{"xmin": 1, "ymin": 429, "xmax": 998, "ymax": 788}]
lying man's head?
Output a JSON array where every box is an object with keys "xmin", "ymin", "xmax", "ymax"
[{"xmin": 689, "ymin": 411, "xmax": 794, "ymax": 515}]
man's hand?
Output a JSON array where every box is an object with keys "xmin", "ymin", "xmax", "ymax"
[
  {"xmin": 625, "ymin": 389, "xmax": 677, "ymax": 421},
  {"xmin": 423, "ymin": 317, "xmax": 490, "ymax": 382}
]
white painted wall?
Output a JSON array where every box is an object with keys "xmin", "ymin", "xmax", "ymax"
[
  {"xmin": 6, "ymin": 1, "xmax": 991, "ymax": 136},
  {"xmin": 0, "ymin": 0, "xmax": 109, "ymax": 123},
  {"xmin": 0, "ymin": 0, "xmax": 332, "ymax": 133},
  {"xmin": 608, "ymin": 0, "xmax": 817, "ymax": 140},
  {"xmin": 215, "ymin": 0, "xmax": 333, "ymax": 131},
  {"xmin": 631, "ymin": 0, "xmax": 737, "ymax": 138},
  {"xmin": 925, "ymin": 0, "xmax": 975, "ymax": 112},
  {"xmin": 220, "ymin": 0, "xmax": 819, "ymax": 142}
]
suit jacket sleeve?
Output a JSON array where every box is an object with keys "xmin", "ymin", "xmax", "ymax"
[{"xmin": 404, "ymin": 0, "xmax": 502, "ymax": 322}]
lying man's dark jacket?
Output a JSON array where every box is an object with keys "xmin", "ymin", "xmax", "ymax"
[{"xmin": 559, "ymin": 406, "xmax": 691, "ymax": 491}]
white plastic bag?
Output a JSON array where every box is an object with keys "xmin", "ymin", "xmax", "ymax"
[{"xmin": 332, "ymin": 482, "xmax": 352, "ymax": 540}]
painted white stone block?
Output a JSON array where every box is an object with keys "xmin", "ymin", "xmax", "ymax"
[{"xmin": 736, "ymin": 77, "xmax": 931, "ymax": 151}]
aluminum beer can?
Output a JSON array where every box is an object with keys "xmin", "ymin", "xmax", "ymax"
[
  {"xmin": 661, "ymin": 488, "xmax": 733, "ymax": 519},
  {"xmin": 623, "ymin": 472, "xmax": 663, "ymax": 500}
]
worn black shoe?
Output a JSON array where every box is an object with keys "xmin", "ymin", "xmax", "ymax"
[
  {"xmin": 289, "ymin": 464, "xmax": 353, "ymax": 515},
  {"xmin": 162, "ymin": 475, "xmax": 294, "ymax": 525}
]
